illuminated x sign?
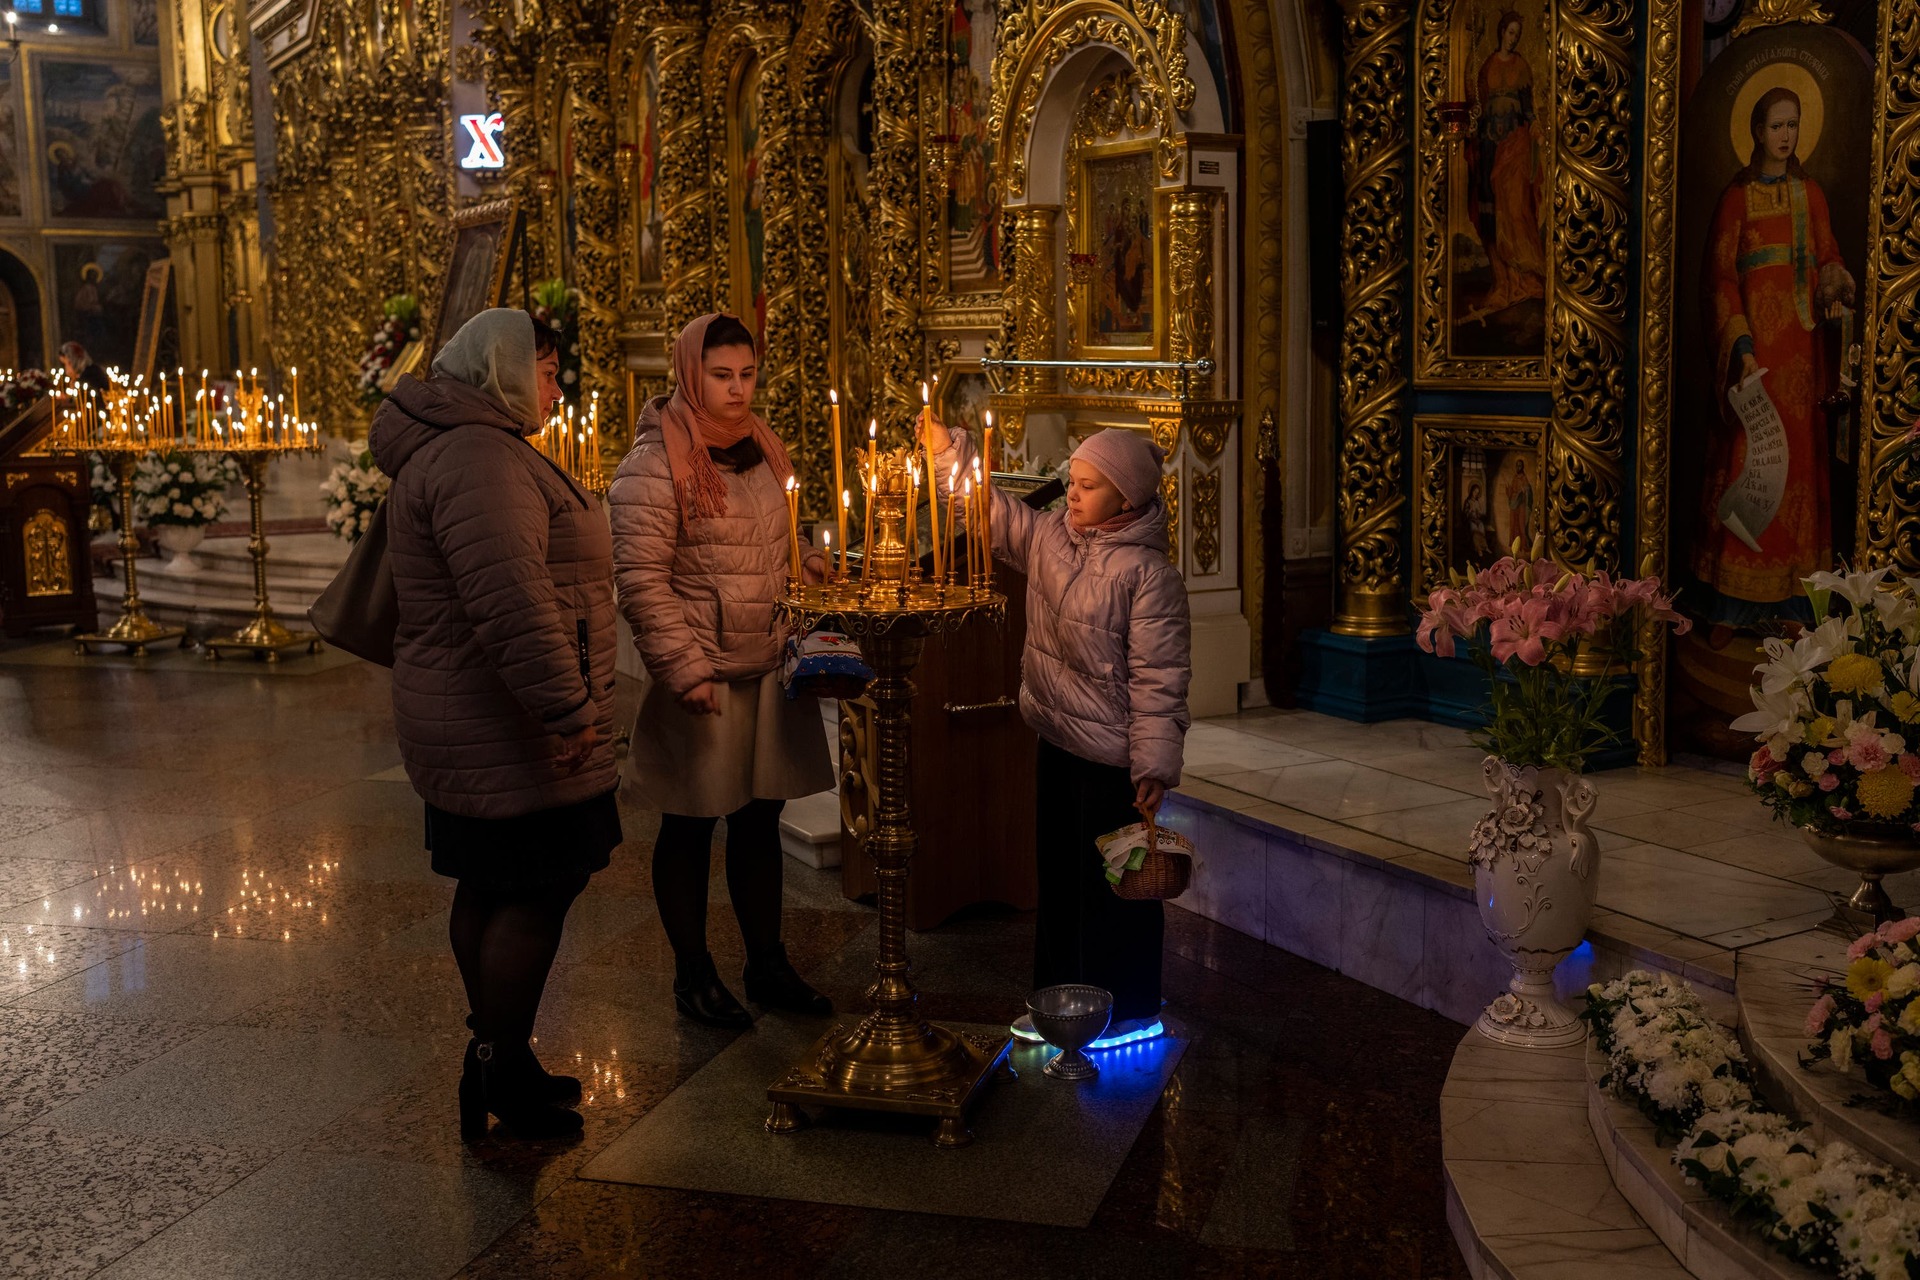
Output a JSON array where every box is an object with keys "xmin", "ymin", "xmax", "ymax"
[{"xmin": 458, "ymin": 113, "xmax": 506, "ymax": 170}]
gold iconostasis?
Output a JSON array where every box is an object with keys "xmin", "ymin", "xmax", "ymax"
[{"xmin": 143, "ymin": 0, "xmax": 1920, "ymax": 753}]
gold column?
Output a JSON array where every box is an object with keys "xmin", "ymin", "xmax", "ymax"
[
  {"xmin": 1546, "ymin": 0, "xmax": 1634, "ymax": 574},
  {"xmin": 1167, "ymin": 188, "xmax": 1216, "ymax": 370},
  {"xmin": 868, "ymin": 0, "xmax": 925, "ymax": 436},
  {"xmin": 157, "ymin": 0, "xmax": 237, "ymax": 373},
  {"xmin": 1331, "ymin": 0, "xmax": 1412, "ymax": 638},
  {"xmin": 1634, "ymin": 0, "xmax": 1682, "ymax": 765},
  {"xmin": 1001, "ymin": 204, "xmax": 1058, "ymax": 426},
  {"xmin": 758, "ymin": 37, "xmax": 804, "ymax": 471},
  {"xmin": 657, "ymin": 8, "xmax": 714, "ymax": 334},
  {"xmin": 1858, "ymin": 2, "xmax": 1920, "ymax": 572},
  {"xmin": 566, "ymin": 51, "xmax": 628, "ymax": 442}
]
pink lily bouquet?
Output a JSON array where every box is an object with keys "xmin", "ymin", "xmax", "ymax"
[
  {"xmin": 1736, "ymin": 567, "xmax": 1920, "ymax": 833},
  {"xmin": 1415, "ymin": 542, "xmax": 1690, "ymax": 772}
]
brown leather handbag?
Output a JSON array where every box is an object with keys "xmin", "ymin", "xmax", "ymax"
[{"xmin": 307, "ymin": 501, "xmax": 398, "ymax": 667}]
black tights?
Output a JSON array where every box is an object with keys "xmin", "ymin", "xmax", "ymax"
[
  {"xmin": 448, "ymin": 876, "xmax": 585, "ymax": 1048},
  {"xmin": 652, "ymin": 798, "xmax": 785, "ymax": 961}
]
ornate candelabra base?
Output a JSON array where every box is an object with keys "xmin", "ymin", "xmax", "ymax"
[
  {"xmin": 764, "ymin": 586, "xmax": 1012, "ymax": 1148},
  {"xmin": 202, "ymin": 452, "xmax": 321, "ymax": 662},
  {"xmin": 73, "ymin": 454, "xmax": 184, "ymax": 656}
]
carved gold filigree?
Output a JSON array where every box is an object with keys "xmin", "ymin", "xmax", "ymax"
[
  {"xmin": 868, "ymin": 0, "xmax": 926, "ymax": 437},
  {"xmin": 1193, "ymin": 464, "xmax": 1220, "ymax": 575},
  {"xmin": 1412, "ymin": 0, "xmax": 1550, "ymax": 388},
  {"xmin": 1162, "ymin": 468, "xmax": 1180, "ymax": 566},
  {"xmin": 1545, "ymin": 0, "xmax": 1632, "ymax": 574},
  {"xmin": 1730, "ymin": 0, "xmax": 1830, "ymax": 40},
  {"xmin": 1633, "ymin": 0, "xmax": 1680, "ymax": 764},
  {"xmin": 1858, "ymin": 1, "xmax": 1920, "ymax": 574},
  {"xmin": 1332, "ymin": 0, "xmax": 1413, "ymax": 637},
  {"xmin": 23, "ymin": 509, "xmax": 70, "ymax": 598},
  {"xmin": 658, "ymin": 11, "xmax": 715, "ymax": 334},
  {"xmin": 990, "ymin": 0, "xmax": 1194, "ymax": 200}
]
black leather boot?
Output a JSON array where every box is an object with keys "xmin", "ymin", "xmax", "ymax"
[
  {"xmin": 673, "ymin": 952, "xmax": 753, "ymax": 1029},
  {"xmin": 462, "ymin": 1041, "xmax": 584, "ymax": 1142},
  {"xmin": 464, "ymin": 1023, "xmax": 580, "ymax": 1106},
  {"xmin": 743, "ymin": 943, "xmax": 833, "ymax": 1016}
]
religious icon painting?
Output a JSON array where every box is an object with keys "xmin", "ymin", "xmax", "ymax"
[
  {"xmin": 39, "ymin": 59, "xmax": 166, "ymax": 224},
  {"xmin": 730, "ymin": 57, "xmax": 767, "ymax": 350},
  {"xmin": 937, "ymin": 366, "xmax": 992, "ymax": 438},
  {"xmin": 634, "ymin": 49, "xmax": 663, "ymax": 285},
  {"xmin": 433, "ymin": 200, "xmax": 522, "ymax": 355},
  {"xmin": 0, "ymin": 64, "xmax": 23, "ymax": 219},
  {"xmin": 943, "ymin": 0, "xmax": 1003, "ymax": 295},
  {"xmin": 1071, "ymin": 143, "xmax": 1160, "ymax": 358},
  {"xmin": 52, "ymin": 240, "xmax": 163, "ymax": 371},
  {"xmin": 1664, "ymin": 20, "xmax": 1873, "ymax": 757},
  {"xmin": 1413, "ymin": 0, "xmax": 1552, "ymax": 388},
  {"xmin": 1411, "ymin": 415, "xmax": 1546, "ymax": 601}
]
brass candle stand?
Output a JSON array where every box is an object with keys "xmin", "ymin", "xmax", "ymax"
[
  {"xmin": 72, "ymin": 445, "xmax": 185, "ymax": 656},
  {"xmin": 766, "ymin": 441, "xmax": 1011, "ymax": 1148},
  {"xmin": 201, "ymin": 440, "xmax": 326, "ymax": 662}
]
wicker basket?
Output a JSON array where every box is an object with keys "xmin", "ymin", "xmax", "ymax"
[{"xmin": 1110, "ymin": 810, "xmax": 1195, "ymax": 901}]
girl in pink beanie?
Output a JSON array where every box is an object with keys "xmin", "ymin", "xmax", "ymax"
[{"xmin": 924, "ymin": 420, "xmax": 1192, "ymax": 1045}]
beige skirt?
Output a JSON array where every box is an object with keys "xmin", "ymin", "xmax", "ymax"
[{"xmin": 626, "ymin": 670, "xmax": 834, "ymax": 818}]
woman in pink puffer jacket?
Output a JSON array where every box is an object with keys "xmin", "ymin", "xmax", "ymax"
[
  {"xmin": 928, "ymin": 420, "xmax": 1192, "ymax": 1044},
  {"xmin": 608, "ymin": 314, "xmax": 834, "ymax": 1030}
]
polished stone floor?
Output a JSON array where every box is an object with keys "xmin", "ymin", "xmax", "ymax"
[{"xmin": 0, "ymin": 650, "xmax": 1469, "ymax": 1279}]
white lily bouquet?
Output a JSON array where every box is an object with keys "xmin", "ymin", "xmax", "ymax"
[
  {"xmin": 1736, "ymin": 567, "xmax": 1920, "ymax": 833},
  {"xmin": 320, "ymin": 449, "xmax": 389, "ymax": 544}
]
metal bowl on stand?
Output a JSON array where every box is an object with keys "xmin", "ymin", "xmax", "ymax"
[{"xmin": 1027, "ymin": 984, "xmax": 1113, "ymax": 1081}]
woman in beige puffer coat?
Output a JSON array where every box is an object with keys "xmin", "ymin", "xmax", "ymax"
[
  {"xmin": 372, "ymin": 308, "xmax": 615, "ymax": 1143},
  {"xmin": 929, "ymin": 420, "xmax": 1191, "ymax": 1046},
  {"xmin": 608, "ymin": 313, "xmax": 833, "ymax": 1029}
]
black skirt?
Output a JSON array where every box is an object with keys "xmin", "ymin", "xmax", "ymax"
[{"xmin": 426, "ymin": 789, "xmax": 622, "ymax": 891}]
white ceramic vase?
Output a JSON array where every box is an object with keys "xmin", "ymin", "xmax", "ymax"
[
  {"xmin": 154, "ymin": 524, "xmax": 206, "ymax": 575},
  {"xmin": 1470, "ymin": 757, "xmax": 1601, "ymax": 1048}
]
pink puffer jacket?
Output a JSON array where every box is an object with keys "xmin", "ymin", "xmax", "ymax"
[
  {"xmin": 608, "ymin": 396, "xmax": 819, "ymax": 695},
  {"xmin": 939, "ymin": 432, "xmax": 1191, "ymax": 787},
  {"xmin": 370, "ymin": 375, "xmax": 618, "ymax": 818}
]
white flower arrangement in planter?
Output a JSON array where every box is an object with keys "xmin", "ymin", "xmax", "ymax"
[
  {"xmin": 319, "ymin": 449, "xmax": 389, "ymax": 544},
  {"xmin": 130, "ymin": 449, "xmax": 239, "ymax": 528},
  {"xmin": 1586, "ymin": 971, "xmax": 1920, "ymax": 1278}
]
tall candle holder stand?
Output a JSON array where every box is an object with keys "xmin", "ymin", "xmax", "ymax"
[
  {"xmin": 765, "ymin": 443, "xmax": 1010, "ymax": 1148},
  {"xmin": 71, "ymin": 446, "xmax": 185, "ymax": 656},
  {"xmin": 201, "ymin": 442, "xmax": 325, "ymax": 661}
]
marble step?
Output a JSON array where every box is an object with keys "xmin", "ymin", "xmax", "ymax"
[
  {"xmin": 1441, "ymin": 1029, "xmax": 1692, "ymax": 1280},
  {"xmin": 92, "ymin": 531, "xmax": 350, "ymax": 630},
  {"xmin": 1735, "ymin": 936, "xmax": 1920, "ymax": 1181},
  {"xmin": 1584, "ymin": 1047, "xmax": 1821, "ymax": 1280}
]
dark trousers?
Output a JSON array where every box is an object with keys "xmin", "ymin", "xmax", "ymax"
[{"xmin": 1034, "ymin": 738, "xmax": 1165, "ymax": 1021}]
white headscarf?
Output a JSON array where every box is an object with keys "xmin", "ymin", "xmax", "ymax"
[{"xmin": 430, "ymin": 308, "xmax": 540, "ymax": 432}]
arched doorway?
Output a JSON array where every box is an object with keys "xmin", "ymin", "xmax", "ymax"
[{"xmin": 0, "ymin": 247, "xmax": 45, "ymax": 371}]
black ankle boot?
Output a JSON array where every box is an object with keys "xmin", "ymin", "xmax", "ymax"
[
  {"xmin": 743, "ymin": 943, "xmax": 833, "ymax": 1016},
  {"xmin": 673, "ymin": 952, "xmax": 753, "ymax": 1029},
  {"xmin": 460, "ymin": 1037, "xmax": 580, "ymax": 1117},
  {"xmin": 464, "ymin": 1023, "xmax": 581, "ymax": 1106},
  {"xmin": 461, "ymin": 1041, "xmax": 584, "ymax": 1142}
]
